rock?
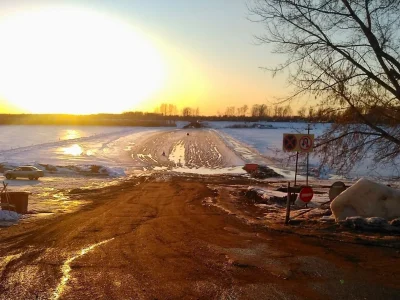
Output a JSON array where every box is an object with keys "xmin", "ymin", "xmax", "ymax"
[
  {"xmin": 270, "ymin": 196, "xmax": 289, "ymax": 205},
  {"xmin": 342, "ymin": 216, "xmax": 367, "ymax": 229},
  {"xmin": 365, "ymin": 217, "xmax": 388, "ymax": 227},
  {"xmin": 390, "ymin": 218, "xmax": 400, "ymax": 227},
  {"xmin": 245, "ymin": 189, "xmax": 268, "ymax": 204},
  {"xmin": 330, "ymin": 178, "xmax": 400, "ymax": 221},
  {"xmin": 341, "ymin": 216, "xmax": 400, "ymax": 232}
]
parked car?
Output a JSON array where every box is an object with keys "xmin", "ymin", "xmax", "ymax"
[{"xmin": 4, "ymin": 166, "xmax": 44, "ymax": 180}]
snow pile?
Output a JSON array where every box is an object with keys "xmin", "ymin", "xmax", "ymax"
[
  {"xmin": 331, "ymin": 178, "xmax": 400, "ymax": 221},
  {"xmin": 36, "ymin": 164, "xmax": 125, "ymax": 177},
  {"xmin": 100, "ymin": 166, "xmax": 125, "ymax": 177},
  {"xmin": 0, "ymin": 210, "xmax": 20, "ymax": 222}
]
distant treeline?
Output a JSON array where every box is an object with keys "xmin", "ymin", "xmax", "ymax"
[
  {"xmin": 154, "ymin": 103, "xmax": 400, "ymax": 124},
  {"xmin": 0, "ymin": 113, "xmax": 176, "ymax": 127},
  {"xmin": 0, "ymin": 112, "xmax": 321, "ymax": 126},
  {"xmin": 1, "ymin": 104, "xmax": 395, "ymax": 126}
]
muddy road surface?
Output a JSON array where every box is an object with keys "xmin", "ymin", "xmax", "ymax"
[{"xmin": 0, "ymin": 175, "xmax": 399, "ymax": 299}]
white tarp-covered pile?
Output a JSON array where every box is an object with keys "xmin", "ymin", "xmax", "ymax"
[{"xmin": 331, "ymin": 178, "xmax": 400, "ymax": 221}]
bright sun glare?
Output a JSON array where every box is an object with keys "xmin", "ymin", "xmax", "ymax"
[
  {"xmin": 63, "ymin": 144, "xmax": 84, "ymax": 156},
  {"xmin": 0, "ymin": 7, "xmax": 166, "ymax": 114}
]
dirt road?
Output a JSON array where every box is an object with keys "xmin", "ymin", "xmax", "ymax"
[{"xmin": 0, "ymin": 174, "xmax": 399, "ymax": 299}]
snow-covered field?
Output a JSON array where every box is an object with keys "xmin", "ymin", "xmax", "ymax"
[{"xmin": 0, "ymin": 122, "xmax": 396, "ymax": 223}]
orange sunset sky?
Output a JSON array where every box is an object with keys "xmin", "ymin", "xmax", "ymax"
[{"xmin": 0, "ymin": 0, "xmax": 292, "ymax": 115}]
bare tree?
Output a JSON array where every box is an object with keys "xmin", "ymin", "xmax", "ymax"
[
  {"xmin": 242, "ymin": 104, "xmax": 249, "ymax": 116},
  {"xmin": 297, "ymin": 107, "xmax": 307, "ymax": 118},
  {"xmin": 258, "ymin": 104, "xmax": 268, "ymax": 117},
  {"xmin": 237, "ymin": 104, "xmax": 249, "ymax": 117},
  {"xmin": 249, "ymin": 0, "xmax": 400, "ymax": 174},
  {"xmin": 282, "ymin": 104, "xmax": 292, "ymax": 117},
  {"xmin": 251, "ymin": 104, "xmax": 260, "ymax": 117},
  {"xmin": 225, "ymin": 106, "xmax": 236, "ymax": 116},
  {"xmin": 159, "ymin": 103, "xmax": 167, "ymax": 116},
  {"xmin": 182, "ymin": 107, "xmax": 192, "ymax": 117},
  {"xmin": 168, "ymin": 104, "xmax": 177, "ymax": 116}
]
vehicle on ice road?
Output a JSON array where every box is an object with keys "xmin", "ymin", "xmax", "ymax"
[{"xmin": 4, "ymin": 166, "xmax": 44, "ymax": 180}]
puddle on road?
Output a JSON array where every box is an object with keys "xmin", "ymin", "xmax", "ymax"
[{"xmin": 52, "ymin": 238, "xmax": 114, "ymax": 300}]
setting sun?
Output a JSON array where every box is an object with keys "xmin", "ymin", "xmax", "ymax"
[{"xmin": 0, "ymin": 7, "xmax": 166, "ymax": 114}]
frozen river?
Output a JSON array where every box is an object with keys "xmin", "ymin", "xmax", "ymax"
[{"xmin": 0, "ymin": 122, "xmax": 397, "ymax": 221}]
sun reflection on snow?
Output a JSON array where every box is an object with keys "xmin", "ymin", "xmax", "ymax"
[
  {"xmin": 63, "ymin": 129, "xmax": 82, "ymax": 140},
  {"xmin": 63, "ymin": 144, "xmax": 83, "ymax": 156},
  {"xmin": 62, "ymin": 144, "xmax": 95, "ymax": 156}
]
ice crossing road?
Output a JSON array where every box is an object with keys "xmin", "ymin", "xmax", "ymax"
[{"xmin": 129, "ymin": 129, "xmax": 244, "ymax": 170}]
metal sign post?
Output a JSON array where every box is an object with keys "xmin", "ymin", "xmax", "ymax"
[
  {"xmin": 285, "ymin": 182, "xmax": 291, "ymax": 225},
  {"xmin": 294, "ymin": 151, "xmax": 299, "ymax": 186},
  {"xmin": 283, "ymin": 132, "xmax": 314, "ymax": 186},
  {"xmin": 306, "ymin": 124, "xmax": 310, "ymax": 186}
]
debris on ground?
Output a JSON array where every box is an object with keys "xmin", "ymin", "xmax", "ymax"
[
  {"xmin": 242, "ymin": 164, "xmax": 283, "ymax": 179},
  {"xmin": 183, "ymin": 121, "xmax": 206, "ymax": 129},
  {"xmin": 245, "ymin": 187, "xmax": 288, "ymax": 204},
  {"xmin": 340, "ymin": 216, "xmax": 400, "ymax": 233}
]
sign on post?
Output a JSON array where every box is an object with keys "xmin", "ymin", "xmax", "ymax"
[
  {"xmin": 299, "ymin": 186, "xmax": 314, "ymax": 203},
  {"xmin": 283, "ymin": 134, "xmax": 314, "ymax": 152}
]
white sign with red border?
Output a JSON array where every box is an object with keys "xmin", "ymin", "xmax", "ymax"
[{"xmin": 282, "ymin": 134, "xmax": 314, "ymax": 152}]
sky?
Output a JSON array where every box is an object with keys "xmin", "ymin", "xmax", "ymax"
[{"xmin": 0, "ymin": 0, "xmax": 290, "ymax": 115}]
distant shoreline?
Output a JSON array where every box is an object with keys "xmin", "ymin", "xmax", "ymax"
[
  {"xmin": 0, "ymin": 113, "xmax": 176, "ymax": 127},
  {"xmin": 0, "ymin": 113, "xmax": 317, "ymax": 127}
]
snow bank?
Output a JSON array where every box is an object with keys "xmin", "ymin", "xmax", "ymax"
[
  {"xmin": 331, "ymin": 178, "xmax": 400, "ymax": 221},
  {"xmin": 34, "ymin": 164, "xmax": 125, "ymax": 177},
  {"xmin": 0, "ymin": 210, "xmax": 20, "ymax": 222}
]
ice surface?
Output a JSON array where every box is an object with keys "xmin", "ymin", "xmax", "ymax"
[{"xmin": 0, "ymin": 123, "xmax": 395, "ymax": 221}]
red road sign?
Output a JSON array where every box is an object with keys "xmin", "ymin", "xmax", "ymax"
[
  {"xmin": 283, "ymin": 134, "xmax": 297, "ymax": 151},
  {"xmin": 299, "ymin": 135, "xmax": 313, "ymax": 151},
  {"xmin": 299, "ymin": 186, "xmax": 314, "ymax": 203}
]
